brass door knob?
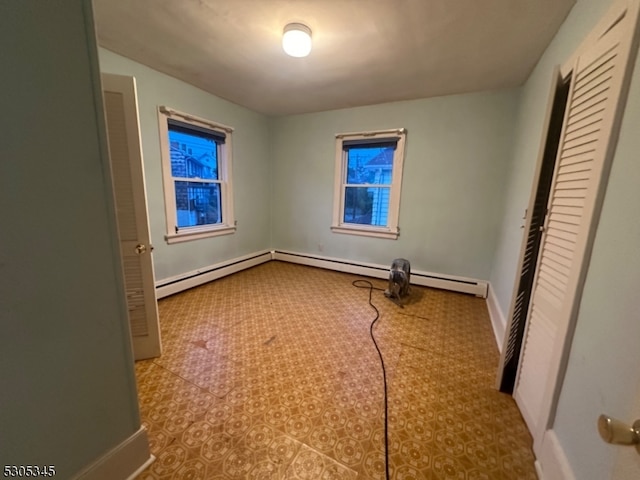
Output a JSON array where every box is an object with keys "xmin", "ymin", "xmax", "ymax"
[
  {"xmin": 598, "ymin": 414, "xmax": 640, "ymax": 454},
  {"xmin": 135, "ymin": 244, "xmax": 147, "ymax": 255}
]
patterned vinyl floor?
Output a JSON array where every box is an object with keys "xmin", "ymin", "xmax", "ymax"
[{"xmin": 135, "ymin": 261, "xmax": 536, "ymax": 479}]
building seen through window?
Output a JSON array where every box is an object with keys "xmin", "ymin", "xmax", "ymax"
[
  {"xmin": 343, "ymin": 145, "xmax": 395, "ymax": 227},
  {"xmin": 168, "ymin": 128, "xmax": 222, "ymax": 228}
]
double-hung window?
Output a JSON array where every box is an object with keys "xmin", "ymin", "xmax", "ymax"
[
  {"xmin": 332, "ymin": 129, "xmax": 406, "ymax": 239},
  {"xmin": 158, "ymin": 106, "xmax": 235, "ymax": 243}
]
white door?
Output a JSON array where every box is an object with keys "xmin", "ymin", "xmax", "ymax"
[
  {"xmin": 514, "ymin": 0, "xmax": 640, "ymax": 452},
  {"xmin": 102, "ymin": 73, "xmax": 162, "ymax": 360},
  {"xmin": 496, "ymin": 67, "xmax": 569, "ymax": 394}
]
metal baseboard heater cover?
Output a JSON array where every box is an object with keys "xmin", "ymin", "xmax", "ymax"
[
  {"xmin": 155, "ymin": 250, "xmax": 272, "ymax": 299},
  {"xmin": 154, "ymin": 249, "xmax": 488, "ymax": 299},
  {"xmin": 272, "ymin": 250, "xmax": 488, "ymax": 297}
]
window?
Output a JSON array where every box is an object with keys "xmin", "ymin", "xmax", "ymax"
[
  {"xmin": 158, "ymin": 106, "xmax": 235, "ymax": 243},
  {"xmin": 332, "ymin": 129, "xmax": 406, "ymax": 239}
]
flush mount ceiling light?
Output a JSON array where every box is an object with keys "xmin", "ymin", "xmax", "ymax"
[{"xmin": 282, "ymin": 23, "xmax": 312, "ymax": 57}]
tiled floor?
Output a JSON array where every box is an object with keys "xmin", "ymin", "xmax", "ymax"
[{"xmin": 135, "ymin": 261, "xmax": 536, "ymax": 479}]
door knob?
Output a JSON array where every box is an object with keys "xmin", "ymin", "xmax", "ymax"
[
  {"xmin": 598, "ymin": 414, "xmax": 640, "ymax": 454},
  {"xmin": 135, "ymin": 244, "xmax": 147, "ymax": 255}
]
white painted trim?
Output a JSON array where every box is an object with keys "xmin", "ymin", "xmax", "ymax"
[
  {"xmin": 157, "ymin": 106, "xmax": 235, "ymax": 243},
  {"xmin": 155, "ymin": 250, "xmax": 272, "ymax": 298},
  {"xmin": 537, "ymin": 429, "xmax": 576, "ymax": 480},
  {"xmin": 124, "ymin": 455, "xmax": 155, "ymax": 480},
  {"xmin": 159, "ymin": 105, "xmax": 234, "ymax": 133},
  {"xmin": 332, "ymin": 129, "xmax": 406, "ymax": 238},
  {"xmin": 272, "ymin": 250, "xmax": 488, "ymax": 297},
  {"xmin": 330, "ymin": 225, "xmax": 399, "ymax": 239},
  {"xmin": 73, "ymin": 426, "xmax": 153, "ymax": 480},
  {"xmin": 164, "ymin": 224, "xmax": 236, "ymax": 243},
  {"xmin": 486, "ymin": 284, "xmax": 507, "ymax": 353},
  {"xmin": 335, "ymin": 128, "xmax": 406, "ymax": 138}
]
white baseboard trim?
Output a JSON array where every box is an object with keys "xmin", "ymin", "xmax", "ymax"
[
  {"xmin": 154, "ymin": 249, "xmax": 489, "ymax": 299},
  {"xmin": 486, "ymin": 284, "xmax": 507, "ymax": 352},
  {"xmin": 272, "ymin": 250, "xmax": 488, "ymax": 297},
  {"xmin": 155, "ymin": 250, "xmax": 272, "ymax": 299},
  {"xmin": 536, "ymin": 429, "xmax": 575, "ymax": 480},
  {"xmin": 73, "ymin": 426, "xmax": 153, "ymax": 480}
]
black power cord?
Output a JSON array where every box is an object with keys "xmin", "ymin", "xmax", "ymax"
[{"xmin": 352, "ymin": 279, "xmax": 390, "ymax": 480}]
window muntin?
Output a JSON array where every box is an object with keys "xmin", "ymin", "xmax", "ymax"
[
  {"xmin": 332, "ymin": 130, "xmax": 406, "ymax": 239},
  {"xmin": 159, "ymin": 107, "xmax": 235, "ymax": 243}
]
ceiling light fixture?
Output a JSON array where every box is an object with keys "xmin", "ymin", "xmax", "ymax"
[{"xmin": 282, "ymin": 23, "xmax": 312, "ymax": 58}]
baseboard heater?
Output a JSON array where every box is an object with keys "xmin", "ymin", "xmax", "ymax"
[
  {"xmin": 155, "ymin": 249, "xmax": 488, "ymax": 299},
  {"xmin": 272, "ymin": 250, "xmax": 488, "ymax": 298},
  {"xmin": 155, "ymin": 250, "xmax": 272, "ymax": 299}
]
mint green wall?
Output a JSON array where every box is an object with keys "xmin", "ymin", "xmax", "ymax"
[
  {"xmin": 0, "ymin": 1, "xmax": 141, "ymax": 477},
  {"xmin": 489, "ymin": 0, "xmax": 611, "ymax": 314},
  {"xmin": 553, "ymin": 21, "xmax": 640, "ymax": 480},
  {"xmin": 271, "ymin": 91, "xmax": 520, "ymax": 279},
  {"xmin": 99, "ymin": 49, "xmax": 271, "ymax": 282},
  {"xmin": 488, "ymin": 0, "xmax": 640, "ymax": 477},
  {"xmin": 99, "ymin": 50, "xmax": 519, "ymax": 282},
  {"xmin": 554, "ymin": 47, "xmax": 640, "ymax": 476}
]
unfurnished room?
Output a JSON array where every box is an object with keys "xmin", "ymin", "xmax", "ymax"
[{"xmin": 2, "ymin": 1, "xmax": 640, "ymax": 479}]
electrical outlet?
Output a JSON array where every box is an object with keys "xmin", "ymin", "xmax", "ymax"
[{"xmin": 318, "ymin": 243, "xmax": 324, "ymax": 252}]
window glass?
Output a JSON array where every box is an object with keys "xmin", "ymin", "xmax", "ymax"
[
  {"xmin": 174, "ymin": 181, "xmax": 222, "ymax": 228},
  {"xmin": 343, "ymin": 186, "xmax": 390, "ymax": 226},
  {"xmin": 168, "ymin": 127, "xmax": 219, "ymax": 180},
  {"xmin": 345, "ymin": 146, "xmax": 394, "ymax": 185}
]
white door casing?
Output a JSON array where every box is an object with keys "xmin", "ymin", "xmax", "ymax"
[
  {"xmin": 102, "ymin": 73, "xmax": 162, "ymax": 360},
  {"xmin": 513, "ymin": 0, "xmax": 640, "ymax": 454}
]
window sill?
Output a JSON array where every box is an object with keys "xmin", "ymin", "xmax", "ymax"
[
  {"xmin": 331, "ymin": 224, "xmax": 399, "ymax": 240},
  {"xmin": 165, "ymin": 225, "xmax": 236, "ymax": 244}
]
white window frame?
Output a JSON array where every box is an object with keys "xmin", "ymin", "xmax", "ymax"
[
  {"xmin": 158, "ymin": 106, "xmax": 235, "ymax": 244},
  {"xmin": 331, "ymin": 128, "xmax": 406, "ymax": 239}
]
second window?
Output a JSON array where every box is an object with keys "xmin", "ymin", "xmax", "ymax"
[{"xmin": 332, "ymin": 129, "xmax": 406, "ymax": 239}]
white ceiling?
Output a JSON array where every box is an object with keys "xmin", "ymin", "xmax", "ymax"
[{"xmin": 93, "ymin": 0, "xmax": 575, "ymax": 116}]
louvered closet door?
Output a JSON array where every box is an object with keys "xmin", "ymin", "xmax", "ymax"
[
  {"xmin": 514, "ymin": 0, "xmax": 640, "ymax": 448},
  {"xmin": 103, "ymin": 73, "xmax": 162, "ymax": 360},
  {"xmin": 497, "ymin": 70, "xmax": 569, "ymax": 394}
]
